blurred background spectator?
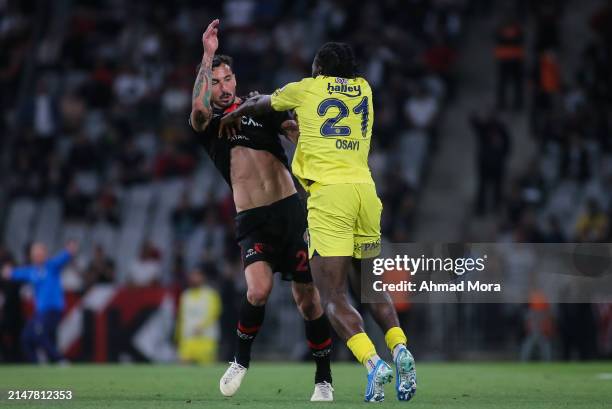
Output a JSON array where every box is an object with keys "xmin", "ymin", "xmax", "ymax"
[
  {"xmin": 127, "ymin": 240, "xmax": 162, "ymax": 287},
  {"xmin": 85, "ymin": 244, "xmax": 115, "ymax": 288},
  {"xmin": 176, "ymin": 267, "xmax": 221, "ymax": 364},
  {"xmin": 495, "ymin": 16, "xmax": 525, "ymax": 110}
]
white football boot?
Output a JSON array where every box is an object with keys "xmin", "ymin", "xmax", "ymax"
[
  {"xmin": 219, "ymin": 360, "xmax": 247, "ymax": 397},
  {"xmin": 310, "ymin": 381, "xmax": 334, "ymax": 402}
]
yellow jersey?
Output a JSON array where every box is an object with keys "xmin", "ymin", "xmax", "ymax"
[{"xmin": 270, "ymin": 75, "xmax": 374, "ymax": 188}]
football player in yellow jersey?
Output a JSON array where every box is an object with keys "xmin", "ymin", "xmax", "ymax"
[{"xmin": 219, "ymin": 42, "xmax": 416, "ymax": 403}]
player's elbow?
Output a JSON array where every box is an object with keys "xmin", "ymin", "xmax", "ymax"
[
  {"xmin": 245, "ymin": 94, "xmax": 272, "ymax": 115},
  {"xmin": 256, "ymin": 95, "xmax": 272, "ymax": 113},
  {"xmin": 190, "ymin": 106, "xmax": 211, "ymax": 132}
]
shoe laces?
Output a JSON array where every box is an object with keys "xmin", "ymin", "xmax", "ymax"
[
  {"xmin": 315, "ymin": 381, "xmax": 334, "ymax": 398},
  {"xmin": 224, "ymin": 361, "xmax": 245, "ymax": 379},
  {"xmin": 397, "ymin": 349, "xmax": 414, "ymax": 372},
  {"xmin": 372, "ymin": 364, "xmax": 388, "ymax": 395}
]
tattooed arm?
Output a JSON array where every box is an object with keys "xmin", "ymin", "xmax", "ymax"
[{"xmin": 190, "ymin": 19, "xmax": 219, "ymax": 132}]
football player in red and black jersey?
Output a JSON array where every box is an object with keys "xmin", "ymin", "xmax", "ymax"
[{"xmin": 190, "ymin": 19, "xmax": 333, "ymax": 402}]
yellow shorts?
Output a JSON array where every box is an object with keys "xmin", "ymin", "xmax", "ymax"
[{"xmin": 306, "ymin": 183, "xmax": 382, "ymax": 259}]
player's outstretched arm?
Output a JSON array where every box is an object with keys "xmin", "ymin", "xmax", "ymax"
[
  {"xmin": 190, "ymin": 19, "xmax": 219, "ymax": 132},
  {"xmin": 2, "ymin": 264, "xmax": 34, "ymax": 282},
  {"xmin": 218, "ymin": 94, "xmax": 273, "ymax": 138}
]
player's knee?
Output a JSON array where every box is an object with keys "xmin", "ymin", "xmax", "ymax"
[
  {"xmin": 322, "ymin": 291, "xmax": 350, "ymax": 317},
  {"xmin": 318, "ymin": 292, "xmax": 331, "ymax": 312},
  {"xmin": 247, "ymin": 286, "xmax": 271, "ymax": 306},
  {"xmin": 323, "ymin": 299, "xmax": 336, "ymax": 317}
]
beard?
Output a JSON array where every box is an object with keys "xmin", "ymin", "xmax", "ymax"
[{"xmin": 214, "ymin": 93, "xmax": 235, "ymax": 109}]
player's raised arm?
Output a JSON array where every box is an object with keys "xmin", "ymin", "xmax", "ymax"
[
  {"xmin": 190, "ymin": 19, "xmax": 219, "ymax": 132},
  {"xmin": 47, "ymin": 240, "xmax": 79, "ymax": 271}
]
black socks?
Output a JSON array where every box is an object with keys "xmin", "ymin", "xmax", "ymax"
[
  {"xmin": 234, "ymin": 296, "xmax": 332, "ymax": 386},
  {"xmin": 235, "ymin": 298, "xmax": 265, "ymax": 368},
  {"xmin": 305, "ymin": 314, "xmax": 333, "ymax": 384}
]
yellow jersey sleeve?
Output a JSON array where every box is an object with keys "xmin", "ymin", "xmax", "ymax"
[{"xmin": 270, "ymin": 78, "xmax": 314, "ymax": 111}]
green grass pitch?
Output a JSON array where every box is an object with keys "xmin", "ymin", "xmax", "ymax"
[{"xmin": 1, "ymin": 362, "xmax": 611, "ymax": 408}]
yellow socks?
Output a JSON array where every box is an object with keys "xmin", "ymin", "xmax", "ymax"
[
  {"xmin": 347, "ymin": 332, "xmax": 377, "ymax": 365},
  {"xmin": 348, "ymin": 328, "xmax": 407, "ymax": 370},
  {"xmin": 385, "ymin": 326, "xmax": 407, "ymax": 353}
]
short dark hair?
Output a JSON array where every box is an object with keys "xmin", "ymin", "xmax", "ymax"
[
  {"xmin": 196, "ymin": 54, "xmax": 233, "ymax": 73},
  {"xmin": 212, "ymin": 54, "xmax": 233, "ymax": 70},
  {"xmin": 314, "ymin": 42, "xmax": 358, "ymax": 78}
]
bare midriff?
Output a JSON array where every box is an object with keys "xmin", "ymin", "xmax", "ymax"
[{"xmin": 230, "ymin": 146, "xmax": 296, "ymax": 212}]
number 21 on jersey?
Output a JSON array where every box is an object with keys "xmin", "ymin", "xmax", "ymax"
[{"xmin": 317, "ymin": 96, "xmax": 369, "ymax": 138}]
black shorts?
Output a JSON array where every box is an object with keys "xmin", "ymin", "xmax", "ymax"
[{"xmin": 235, "ymin": 193, "xmax": 312, "ymax": 283}]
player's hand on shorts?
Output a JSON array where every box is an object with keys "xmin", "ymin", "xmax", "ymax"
[
  {"xmin": 202, "ymin": 19, "xmax": 219, "ymax": 54},
  {"xmin": 281, "ymin": 119, "xmax": 300, "ymax": 143},
  {"xmin": 219, "ymin": 112, "xmax": 241, "ymax": 139}
]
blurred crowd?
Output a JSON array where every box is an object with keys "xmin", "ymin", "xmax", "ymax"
[
  {"xmin": 0, "ymin": 0, "xmax": 467, "ymax": 362},
  {"xmin": 1, "ymin": 0, "xmax": 611, "ymax": 364},
  {"xmin": 1, "ymin": 0, "xmax": 467, "ymax": 283},
  {"xmin": 469, "ymin": 0, "xmax": 612, "ymax": 362},
  {"xmin": 475, "ymin": 0, "xmax": 612, "ymax": 245}
]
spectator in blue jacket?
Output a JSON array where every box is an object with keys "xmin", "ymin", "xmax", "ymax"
[{"xmin": 1, "ymin": 240, "xmax": 78, "ymax": 362}]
